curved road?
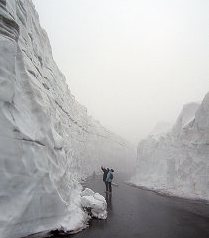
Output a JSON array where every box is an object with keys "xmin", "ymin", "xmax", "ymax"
[{"xmin": 72, "ymin": 174, "xmax": 209, "ymax": 238}]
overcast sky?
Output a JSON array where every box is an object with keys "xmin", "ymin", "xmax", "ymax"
[{"xmin": 33, "ymin": 0, "xmax": 209, "ymax": 145}]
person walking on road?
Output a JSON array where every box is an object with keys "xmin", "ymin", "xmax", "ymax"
[
  {"xmin": 101, "ymin": 166, "xmax": 109, "ymax": 192},
  {"xmin": 106, "ymin": 169, "xmax": 114, "ymax": 193}
]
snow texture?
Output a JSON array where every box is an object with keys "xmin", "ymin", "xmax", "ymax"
[
  {"xmin": 150, "ymin": 121, "xmax": 172, "ymax": 138},
  {"xmin": 81, "ymin": 188, "xmax": 107, "ymax": 220},
  {"xmin": 0, "ymin": 1, "xmax": 134, "ymax": 237},
  {"xmin": 131, "ymin": 101, "xmax": 209, "ymax": 200}
]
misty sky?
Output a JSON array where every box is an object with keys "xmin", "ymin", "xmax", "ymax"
[{"xmin": 33, "ymin": 0, "xmax": 209, "ymax": 145}]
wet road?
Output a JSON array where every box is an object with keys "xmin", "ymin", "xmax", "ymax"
[{"xmin": 72, "ymin": 174, "xmax": 209, "ymax": 238}]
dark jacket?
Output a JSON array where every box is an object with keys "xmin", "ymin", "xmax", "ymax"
[{"xmin": 101, "ymin": 167, "xmax": 109, "ymax": 182}]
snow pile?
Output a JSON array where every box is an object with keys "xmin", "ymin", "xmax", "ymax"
[
  {"xmin": 131, "ymin": 101, "xmax": 209, "ymax": 200},
  {"xmin": 150, "ymin": 121, "xmax": 172, "ymax": 137},
  {"xmin": 172, "ymin": 102, "xmax": 200, "ymax": 135},
  {"xmin": 81, "ymin": 188, "xmax": 107, "ymax": 219},
  {"xmin": 0, "ymin": 1, "xmax": 134, "ymax": 237}
]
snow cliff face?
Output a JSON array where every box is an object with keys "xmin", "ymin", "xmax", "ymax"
[
  {"xmin": 149, "ymin": 121, "xmax": 172, "ymax": 138},
  {"xmin": 132, "ymin": 101, "xmax": 209, "ymax": 200},
  {"xmin": 0, "ymin": 1, "xmax": 134, "ymax": 237}
]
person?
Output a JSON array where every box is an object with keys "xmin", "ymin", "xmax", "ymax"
[
  {"xmin": 106, "ymin": 169, "xmax": 114, "ymax": 193},
  {"xmin": 101, "ymin": 166, "xmax": 109, "ymax": 192}
]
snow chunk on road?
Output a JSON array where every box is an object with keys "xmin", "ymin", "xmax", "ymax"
[
  {"xmin": 81, "ymin": 188, "xmax": 107, "ymax": 219},
  {"xmin": 81, "ymin": 188, "xmax": 95, "ymax": 197}
]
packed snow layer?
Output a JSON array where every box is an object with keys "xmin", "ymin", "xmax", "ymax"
[
  {"xmin": 131, "ymin": 101, "xmax": 209, "ymax": 200},
  {"xmin": 0, "ymin": 1, "xmax": 134, "ymax": 237},
  {"xmin": 149, "ymin": 121, "xmax": 172, "ymax": 138},
  {"xmin": 81, "ymin": 188, "xmax": 107, "ymax": 220}
]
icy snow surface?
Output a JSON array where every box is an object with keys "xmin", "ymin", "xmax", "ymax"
[
  {"xmin": 81, "ymin": 188, "xmax": 107, "ymax": 220},
  {"xmin": 0, "ymin": 1, "xmax": 135, "ymax": 237},
  {"xmin": 131, "ymin": 101, "xmax": 209, "ymax": 200}
]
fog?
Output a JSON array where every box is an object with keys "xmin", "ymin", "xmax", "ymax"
[{"xmin": 33, "ymin": 0, "xmax": 209, "ymax": 145}]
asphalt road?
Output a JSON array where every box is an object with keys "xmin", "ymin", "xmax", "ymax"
[{"xmin": 72, "ymin": 174, "xmax": 209, "ymax": 238}]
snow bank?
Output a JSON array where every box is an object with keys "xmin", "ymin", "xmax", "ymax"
[
  {"xmin": 0, "ymin": 1, "xmax": 134, "ymax": 237},
  {"xmin": 81, "ymin": 188, "xmax": 107, "ymax": 220},
  {"xmin": 131, "ymin": 101, "xmax": 209, "ymax": 200},
  {"xmin": 150, "ymin": 121, "xmax": 172, "ymax": 137}
]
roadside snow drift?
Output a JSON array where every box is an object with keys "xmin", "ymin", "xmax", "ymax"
[
  {"xmin": 131, "ymin": 101, "xmax": 209, "ymax": 200},
  {"xmin": 81, "ymin": 188, "xmax": 107, "ymax": 220},
  {"xmin": 0, "ymin": 1, "xmax": 134, "ymax": 237}
]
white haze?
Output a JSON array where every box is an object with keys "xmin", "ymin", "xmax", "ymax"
[{"xmin": 33, "ymin": 0, "xmax": 209, "ymax": 145}]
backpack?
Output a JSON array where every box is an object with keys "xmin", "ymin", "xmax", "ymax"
[{"xmin": 110, "ymin": 173, "xmax": 113, "ymax": 180}]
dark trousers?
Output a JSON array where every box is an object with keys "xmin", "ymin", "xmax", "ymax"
[
  {"xmin": 104, "ymin": 181, "xmax": 108, "ymax": 191},
  {"xmin": 108, "ymin": 182, "xmax": 112, "ymax": 192}
]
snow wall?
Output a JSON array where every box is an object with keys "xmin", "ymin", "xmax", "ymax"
[
  {"xmin": 131, "ymin": 100, "xmax": 209, "ymax": 200},
  {"xmin": 0, "ymin": 1, "xmax": 135, "ymax": 237}
]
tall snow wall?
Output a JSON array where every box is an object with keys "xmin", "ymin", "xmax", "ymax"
[
  {"xmin": 132, "ymin": 100, "xmax": 209, "ymax": 200},
  {"xmin": 0, "ymin": 1, "xmax": 135, "ymax": 237}
]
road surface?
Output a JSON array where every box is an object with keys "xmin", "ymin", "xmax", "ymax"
[
  {"xmin": 27, "ymin": 174, "xmax": 209, "ymax": 238},
  {"xmin": 72, "ymin": 174, "xmax": 209, "ymax": 238}
]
